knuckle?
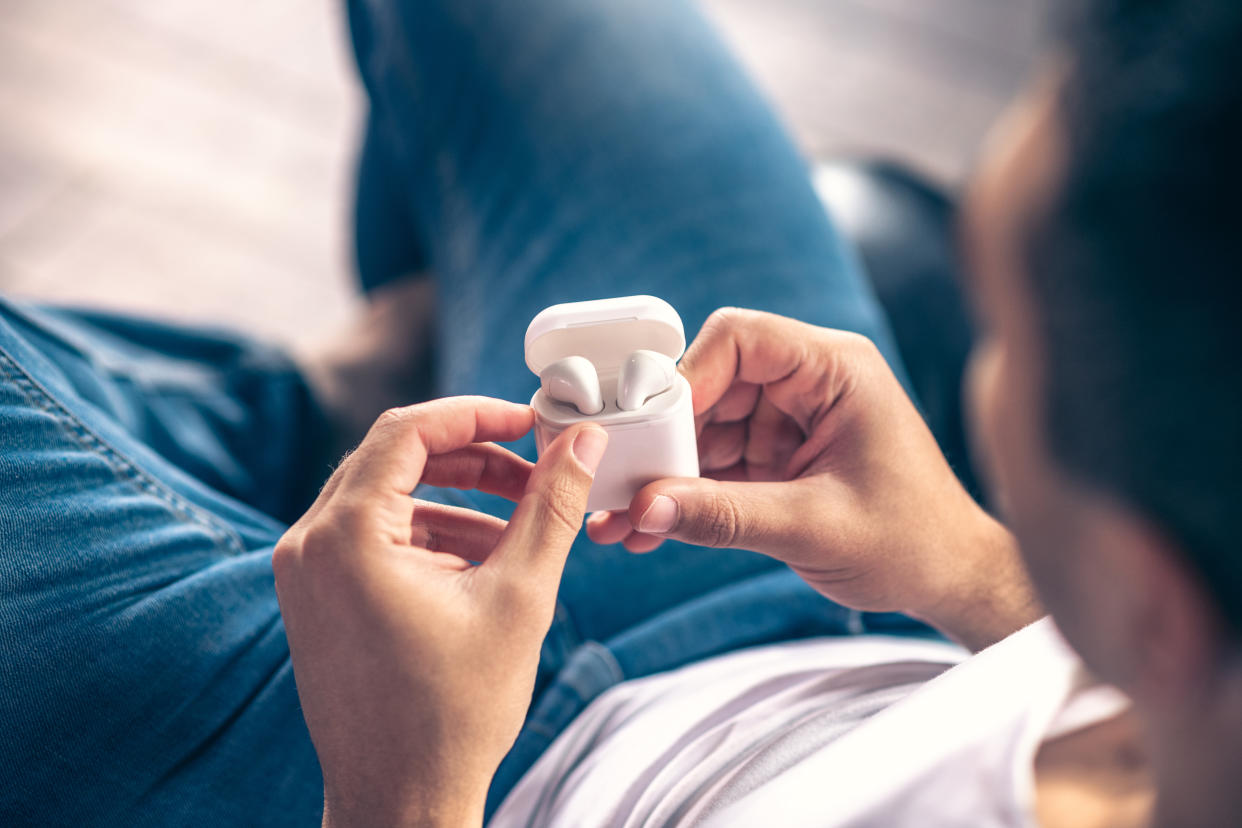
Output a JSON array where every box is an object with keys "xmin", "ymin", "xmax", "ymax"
[
  {"xmin": 373, "ymin": 405, "xmax": 416, "ymax": 434},
  {"xmin": 833, "ymin": 331, "xmax": 881, "ymax": 362},
  {"xmin": 818, "ymin": 331, "xmax": 884, "ymax": 389},
  {"xmin": 538, "ymin": 476, "xmax": 587, "ymax": 534},
  {"xmin": 685, "ymin": 308, "xmax": 751, "ymax": 374},
  {"xmin": 298, "ymin": 522, "xmax": 338, "ymax": 560},
  {"xmin": 271, "ymin": 501, "xmax": 376, "ymax": 591},
  {"xmin": 855, "ymin": 333, "xmax": 882, "ymax": 359},
  {"xmin": 699, "ymin": 491, "xmax": 744, "ymax": 548},
  {"xmin": 703, "ymin": 306, "xmax": 745, "ymax": 336},
  {"xmin": 271, "ymin": 531, "xmax": 304, "ymax": 582}
]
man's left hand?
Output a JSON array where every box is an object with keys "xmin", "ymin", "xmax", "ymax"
[{"xmin": 273, "ymin": 397, "xmax": 607, "ymax": 828}]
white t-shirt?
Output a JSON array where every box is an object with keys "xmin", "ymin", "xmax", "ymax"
[{"xmin": 492, "ymin": 618, "xmax": 1128, "ymax": 827}]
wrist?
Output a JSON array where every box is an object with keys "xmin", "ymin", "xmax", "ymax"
[
  {"xmin": 912, "ymin": 512, "xmax": 1044, "ymax": 652},
  {"xmin": 322, "ymin": 780, "xmax": 486, "ymax": 828}
]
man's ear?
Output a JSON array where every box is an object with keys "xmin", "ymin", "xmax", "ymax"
[{"xmin": 1096, "ymin": 502, "xmax": 1226, "ymax": 709}]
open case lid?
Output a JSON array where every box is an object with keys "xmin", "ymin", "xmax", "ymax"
[{"xmin": 524, "ymin": 295, "xmax": 686, "ymax": 375}]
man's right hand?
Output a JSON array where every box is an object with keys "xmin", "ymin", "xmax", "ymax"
[{"xmin": 586, "ymin": 308, "xmax": 1041, "ymax": 650}]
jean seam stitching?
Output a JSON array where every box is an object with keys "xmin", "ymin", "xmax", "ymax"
[{"xmin": 0, "ymin": 347, "xmax": 246, "ymax": 555}]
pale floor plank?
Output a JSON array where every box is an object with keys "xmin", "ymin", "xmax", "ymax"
[
  {"xmin": 0, "ymin": 0, "xmax": 361, "ymax": 349},
  {"xmin": 0, "ymin": 0, "xmax": 1042, "ymax": 349}
]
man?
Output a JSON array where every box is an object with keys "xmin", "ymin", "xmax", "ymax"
[{"xmin": 3, "ymin": 1, "xmax": 1238, "ymax": 827}]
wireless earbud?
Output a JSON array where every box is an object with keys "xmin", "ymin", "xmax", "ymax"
[
  {"xmin": 617, "ymin": 349, "xmax": 677, "ymax": 411},
  {"xmin": 541, "ymin": 355, "xmax": 604, "ymax": 415},
  {"xmin": 526, "ymin": 296, "xmax": 699, "ymax": 512}
]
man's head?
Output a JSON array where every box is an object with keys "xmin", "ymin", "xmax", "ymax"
[{"xmin": 963, "ymin": 0, "xmax": 1242, "ymax": 801}]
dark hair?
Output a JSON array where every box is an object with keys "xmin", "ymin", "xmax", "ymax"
[{"xmin": 1027, "ymin": 1, "xmax": 1242, "ymax": 627}]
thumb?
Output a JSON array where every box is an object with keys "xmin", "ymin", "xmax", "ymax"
[
  {"xmin": 627, "ymin": 478, "xmax": 809, "ymax": 553},
  {"xmin": 492, "ymin": 423, "xmax": 609, "ymax": 579}
]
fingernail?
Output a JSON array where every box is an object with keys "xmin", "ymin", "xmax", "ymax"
[
  {"xmin": 637, "ymin": 495, "xmax": 679, "ymax": 534},
  {"xmin": 573, "ymin": 426, "xmax": 608, "ymax": 476}
]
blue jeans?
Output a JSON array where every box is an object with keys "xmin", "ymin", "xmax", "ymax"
[{"xmin": 0, "ymin": 0, "xmax": 922, "ymax": 824}]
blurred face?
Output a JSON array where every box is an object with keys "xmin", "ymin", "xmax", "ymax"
[
  {"xmin": 961, "ymin": 68, "xmax": 1137, "ymax": 681},
  {"xmin": 965, "ymin": 60, "xmax": 1242, "ymax": 828}
]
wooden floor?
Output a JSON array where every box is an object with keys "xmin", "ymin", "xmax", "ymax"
[{"xmin": 0, "ymin": 0, "xmax": 1043, "ymax": 351}]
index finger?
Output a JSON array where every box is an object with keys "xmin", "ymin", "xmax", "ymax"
[
  {"xmin": 680, "ymin": 309, "xmax": 813, "ymax": 414},
  {"xmin": 344, "ymin": 397, "xmax": 535, "ymax": 496},
  {"xmin": 679, "ymin": 308, "xmax": 854, "ymax": 433},
  {"xmin": 421, "ymin": 442, "xmax": 534, "ymax": 502}
]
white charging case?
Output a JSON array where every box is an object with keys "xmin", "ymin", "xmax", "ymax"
[{"xmin": 526, "ymin": 295, "xmax": 700, "ymax": 513}]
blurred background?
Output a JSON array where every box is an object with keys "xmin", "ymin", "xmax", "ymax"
[{"xmin": 0, "ymin": 0, "xmax": 1042, "ymax": 355}]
